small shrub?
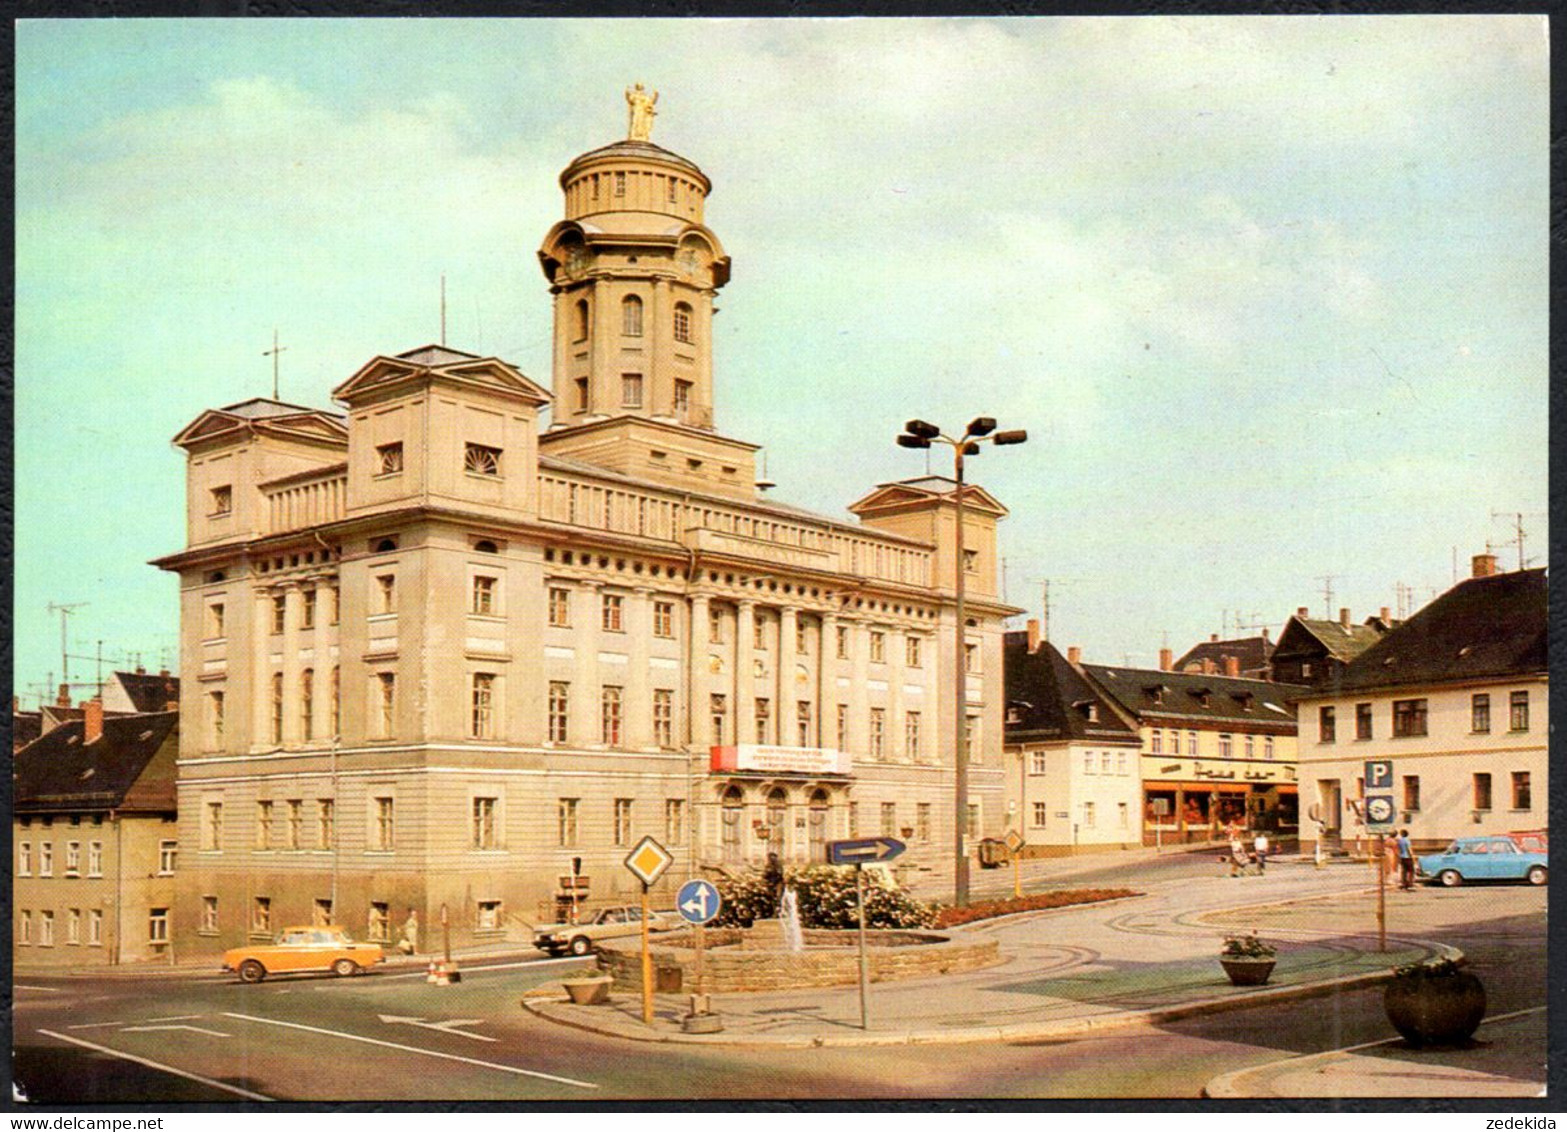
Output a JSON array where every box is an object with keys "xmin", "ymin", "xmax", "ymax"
[
  {"xmin": 1220, "ymin": 931, "xmax": 1277, "ymax": 960},
  {"xmin": 709, "ymin": 865, "xmax": 938, "ymax": 930},
  {"xmin": 934, "ymin": 888, "xmax": 1137, "ymax": 928},
  {"xmin": 1393, "ymin": 956, "xmax": 1463, "ymax": 979}
]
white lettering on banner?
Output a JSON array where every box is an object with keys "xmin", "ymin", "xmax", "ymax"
[{"xmin": 711, "ymin": 744, "xmax": 852, "ymax": 775}]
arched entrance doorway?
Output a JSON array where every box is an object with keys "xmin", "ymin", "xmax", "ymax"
[
  {"xmin": 766, "ymin": 787, "xmax": 787, "ymax": 859},
  {"xmin": 721, "ymin": 786, "xmax": 744, "ymax": 863}
]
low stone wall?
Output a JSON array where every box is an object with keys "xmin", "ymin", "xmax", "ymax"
[{"xmin": 596, "ymin": 926, "xmax": 1000, "ymax": 994}]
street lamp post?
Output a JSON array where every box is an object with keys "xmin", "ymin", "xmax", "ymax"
[{"xmin": 897, "ymin": 417, "xmax": 1027, "ymax": 906}]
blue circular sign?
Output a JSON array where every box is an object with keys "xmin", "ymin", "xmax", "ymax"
[{"xmin": 676, "ymin": 878, "xmax": 722, "ymax": 925}]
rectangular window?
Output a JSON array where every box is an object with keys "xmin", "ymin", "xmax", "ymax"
[
  {"xmin": 300, "ymin": 670, "xmax": 314, "ymax": 741},
  {"xmin": 601, "ymin": 686, "xmax": 623, "ymax": 745},
  {"xmin": 964, "ymin": 548, "xmax": 979, "ymax": 574},
  {"xmin": 1219, "ymin": 734, "xmax": 1233, "ymax": 758},
  {"xmin": 548, "ymin": 681, "xmax": 569, "ymax": 743},
  {"xmin": 1510, "ymin": 690, "xmax": 1530, "ymax": 732},
  {"xmin": 301, "ymin": 588, "xmax": 316, "ymax": 630},
  {"xmin": 1083, "ymin": 801, "xmax": 1096, "ymax": 829},
  {"xmin": 674, "ymin": 380, "xmax": 692, "ymax": 415},
  {"xmin": 1117, "ymin": 751, "xmax": 1128, "ymax": 775},
  {"xmin": 848, "ymin": 801, "xmax": 859, "ymax": 837},
  {"xmin": 269, "ymin": 672, "xmax": 284, "ymax": 744},
  {"xmin": 313, "ymin": 899, "xmax": 333, "ymax": 928},
  {"xmin": 797, "ymin": 700, "xmax": 813, "ymax": 747},
  {"xmin": 905, "ymin": 711, "xmax": 921, "ymax": 760},
  {"xmin": 869, "ymin": 631, "xmax": 886, "ymax": 663},
  {"xmin": 376, "ymin": 574, "xmax": 396, "ymax": 614},
  {"xmin": 88, "ymin": 909, "xmax": 102, "ymax": 947},
  {"xmin": 754, "ymin": 697, "xmax": 772, "ymax": 745},
  {"xmin": 575, "ymin": 377, "xmax": 589, "ymax": 412},
  {"xmin": 464, "ymin": 442, "xmax": 502, "ymax": 477},
  {"xmin": 905, "ymin": 636, "xmax": 922, "ymax": 668},
  {"xmin": 376, "ymin": 442, "xmax": 403, "ymax": 476},
  {"xmin": 1264, "ymin": 737, "xmax": 1275, "ymax": 760},
  {"xmin": 1403, "ymin": 775, "xmax": 1421, "ymax": 812},
  {"xmin": 1170, "ymin": 730, "xmax": 1181, "ymax": 756},
  {"xmin": 917, "ymin": 802, "xmax": 932, "ymax": 842},
  {"xmin": 1392, "ymin": 698, "xmax": 1428, "ymax": 738},
  {"xmin": 558, "ymin": 798, "xmax": 579, "ymax": 847},
  {"xmin": 372, "ymin": 797, "xmax": 395, "ymax": 851},
  {"xmin": 880, "ymin": 802, "xmax": 897, "ymax": 837},
  {"xmin": 1187, "ymin": 730, "xmax": 1198, "ymax": 755},
  {"xmin": 1030, "ymin": 750, "xmax": 1047, "ymax": 775},
  {"xmin": 1119, "ymin": 802, "xmax": 1129, "ymax": 828},
  {"xmin": 471, "ymin": 575, "xmax": 497, "ymax": 615},
  {"xmin": 613, "ymin": 798, "xmax": 633, "ymax": 846},
  {"xmin": 317, "ymin": 800, "xmax": 334, "ymax": 850},
  {"xmin": 64, "ymin": 841, "xmax": 80, "ymax": 876},
  {"xmin": 207, "ymin": 602, "xmax": 225, "ymax": 639},
  {"xmin": 471, "ymin": 672, "xmax": 496, "ymax": 739},
  {"xmin": 1150, "ymin": 729, "xmax": 1163, "ymax": 754},
  {"xmin": 614, "ymin": 170, "xmax": 626, "ymax": 196},
  {"xmin": 38, "ymin": 842, "xmax": 52, "ymax": 877},
  {"xmin": 665, "ymin": 798, "xmax": 685, "ymax": 844},
  {"xmin": 1101, "ymin": 752, "xmax": 1112, "ymax": 773},
  {"xmin": 1356, "ymin": 702, "xmax": 1373, "ymax": 740},
  {"xmin": 836, "ymin": 703, "xmax": 849, "ymax": 752},
  {"xmin": 653, "ymin": 600, "xmax": 675, "ymax": 639},
  {"xmin": 84, "ymin": 841, "xmax": 100, "ymax": 877},
  {"xmin": 966, "ymin": 803, "xmax": 980, "ymax": 838},
  {"xmin": 19, "ymin": 911, "xmax": 31, "ymax": 945},
  {"xmin": 1244, "ymin": 735, "xmax": 1255, "ymax": 759},
  {"xmin": 869, "ymin": 707, "xmax": 885, "ymax": 759},
  {"xmin": 708, "ymin": 606, "xmax": 725, "ymax": 644},
  {"xmin": 252, "ymin": 897, "xmax": 272, "ymax": 935},
  {"xmin": 836, "ymin": 625, "xmax": 850, "ymax": 659},
  {"xmin": 1032, "ymin": 801, "xmax": 1048, "ymax": 828},
  {"xmin": 711, "ymin": 693, "xmax": 728, "ymax": 745},
  {"xmin": 16, "ymin": 841, "xmax": 29, "ymax": 877},
  {"xmin": 203, "ymin": 801, "xmax": 223, "ymax": 851},
  {"xmin": 1512, "ymin": 771, "xmax": 1532, "ymax": 810},
  {"xmin": 654, "ymin": 689, "xmax": 674, "ymax": 747},
  {"xmin": 271, "ymin": 593, "xmax": 287, "ymax": 634},
  {"xmin": 286, "ymin": 801, "xmax": 302, "ymax": 850},
  {"xmin": 967, "ymin": 715, "xmax": 981, "ymax": 763},
  {"xmin": 210, "ymin": 485, "xmax": 232, "ymax": 515},
  {"xmin": 795, "ymin": 620, "xmax": 810, "ymax": 654},
  {"xmin": 602, "ymin": 593, "xmax": 624, "ymax": 632},
  {"xmin": 476, "ymin": 901, "xmax": 502, "ymax": 932},
  {"xmin": 472, "ymin": 796, "xmax": 498, "ymax": 849},
  {"xmin": 148, "ymin": 908, "xmax": 169, "ymax": 946},
  {"xmin": 1473, "ymin": 773, "xmax": 1492, "ymax": 811},
  {"xmin": 201, "ymin": 897, "xmax": 219, "ymax": 935},
  {"xmin": 255, "ymin": 801, "xmax": 274, "ymax": 849},
  {"xmin": 376, "ymin": 673, "xmax": 396, "ymax": 738},
  {"xmin": 621, "ymin": 373, "xmax": 643, "ymax": 408},
  {"xmin": 548, "ymin": 587, "xmax": 570, "ymax": 627},
  {"xmin": 40, "ymin": 911, "xmax": 55, "ymax": 947},
  {"xmin": 964, "ymin": 642, "xmax": 979, "ymax": 674},
  {"xmin": 754, "ymin": 612, "xmax": 767, "ymax": 650},
  {"xmin": 1472, "ymin": 693, "xmax": 1491, "ymax": 733},
  {"xmin": 368, "ymin": 902, "xmax": 390, "ymax": 943},
  {"xmin": 1083, "ymin": 751, "xmax": 1094, "ymax": 775}
]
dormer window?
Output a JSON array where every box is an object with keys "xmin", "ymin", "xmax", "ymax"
[
  {"xmin": 1073, "ymin": 699, "xmax": 1098, "ymax": 722},
  {"xmin": 376, "ymin": 443, "xmax": 403, "ymax": 477},
  {"xmin": 1231, "ymin": 692, "xmax": 1255, "ymax": 711},
  {"xmin": 1190, "ymin": 687, "xmax": 1212, "ymax": 708},
  {"xmin": 210, "ymin": 485, "xmax": 232, "ymax": 516},
  {"xmin": 1143, "ymin": 685, "xmax": 1167, "ymax": 705},
  {"xmin": 464, "ymin": 443, "xmax": 502, "ymax": 477}
]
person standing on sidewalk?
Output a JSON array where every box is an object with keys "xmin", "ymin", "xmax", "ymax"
[
  {"xmin": 1396, "ymin": 829, "xmax": 1416, "ymax": 890},
  {"xmin": 1252, "ymin": 831, "xmax": 1269, "ymax": 874}
]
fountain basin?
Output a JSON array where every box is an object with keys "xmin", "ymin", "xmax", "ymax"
[{"xmin": 595, "ymin": 923, "xmax": 1000, "ymax": 993}]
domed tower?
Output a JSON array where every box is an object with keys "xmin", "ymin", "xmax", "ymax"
[{"xmin": 537, "ymin": 87, "xmax": 757, "ymax": 500}]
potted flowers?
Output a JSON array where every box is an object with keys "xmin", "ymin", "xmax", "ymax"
[
  {"xmin": 1383, "ymin": 957, "xmax": 1486, "ymax": 1047},
  {"xmin": 1219, "ymin": 932, "xmax": 1277, "ymax": 986}
]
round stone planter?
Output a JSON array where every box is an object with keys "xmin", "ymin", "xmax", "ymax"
[
  {"xmin": 1383, "ymin": 970, "xmax": 1486, "ymax": 1047},
  {"xmin": 561, "ymin": 976, "xmax": 613, "ymax": 1006},
  {"xmin": 1220, "ymin": 957, "xmax": 1276, "ymax": 986}
]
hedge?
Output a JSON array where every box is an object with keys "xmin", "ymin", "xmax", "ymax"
[{"xmin": 933, "ymin": 888, "xmax": 1138, "ymax": 928}]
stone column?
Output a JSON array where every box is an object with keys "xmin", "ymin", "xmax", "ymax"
[
  {"xmin": 688, "ymin": 593, "xmax": 712, "ymax": 747},
  {"xmin": 777, "ymin": 606, "xmax": 798, "ymax": 747},
  {"xmin": 253, "ymin": 586, "xmax": 275, "ymax": 750},
  {"xmin": 590, "ymin": 279, "xmax": 612, "ymax": 416},
  {"xmin": 650, "ymin": 277, "xmax": 670, "ymax": 417},
  {"xmin": 888, "ymin": 626, "xmax": 906, "ymax": 762},
  {"xmin": 819, "ymin": 611, "xmax": 838, "ymax": 755},
  {"xmin": 626, "ymin": 587, "xmax": 653, "ymax": 749},
  {"xmin": 573, "ymin": 581, "xmax": 601, "ymax": 747},
  {"xmin": 733, "ymin": 598, "xmax": 755, "ymax": 747},
  {"xmin": 849, "ymin": 619, "xmax": 871, "ymax": 760}
]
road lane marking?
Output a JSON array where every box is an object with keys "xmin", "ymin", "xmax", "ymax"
[
  {"xmin": 36, "ymin": 1030, "xmax": 273, "ymax": 1102},
  {"xmin": 122, "ymin": 1025, "xmax": 232, "ymax": 1038},
  {"xmin": 145, "ymin": 1015, "xmax": 205, "ymax": 1023},
  {"xmin": 221, "ymin": 1012, "xmax": 597, "ymax": 1089},
  {"xmin": 379, "ymin": 957, "xmax": 587, "ymax": 981},
  {"xmin": 16, "ymin": 985, "xmax": 60, "ymax": 992},
  {"xmin": 377, "ymin": 1014, "xmax": 495, "ymax": 1042},
  {"xmin": 67, "ymin": 1021, "xmax": 133, "ymax": 1030}
]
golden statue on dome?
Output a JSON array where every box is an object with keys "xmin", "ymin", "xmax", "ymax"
[{"xmin": 626, "ymin": 83, "xmax": 658, "ymax": 141}]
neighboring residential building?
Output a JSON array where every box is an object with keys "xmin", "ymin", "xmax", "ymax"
[
  {"xmin": 1173, "ymin": 633, "xmax": 1273, "ymax": 681},
  {"xmin": 1080, "ymin": 661, "xmax": 1306, "ymax": 843},
  {"xmin": 1268, "ymin": 607, "xmax": 1390, "ymax": 688},
  {"xmin": 13, "ymin": 702, "xmax": 179, "ymax": 966},
  {"xmin": 1003, "ymin": 624, "xmax": 1144, "ymax": 853},
  {"xmin": 1294, "ymin": 556, "xmax": 1546, "ymax": 853},
  {"xmin": 103, "ymin": 669, "xmax": 181, "ymax": 715},
  {"xmin": 151, "ymin": 97, "xmax": 1020, "ymax": 952},
  {"xmin": 12, "ymin": 700, "xmax": 42, "ymax": 752}
]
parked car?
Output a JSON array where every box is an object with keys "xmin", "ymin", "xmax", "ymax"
[
  {"xmin": 1509, "ymin": 829, "xmax": 1548, "ymax": 854},
  {"xmin": 222, "ymin": 926, "xmax": 385, "ymax": 983},
  {"xmin": 533, "ymin": 905, "xmax": 674, "ymax": 956},
  {"xmin": 1417, "ymin": 836, "xmax": 1547, "ymax": 887}
]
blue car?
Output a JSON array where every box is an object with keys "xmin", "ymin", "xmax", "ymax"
[{"xmin": 1418, "ymin": 836, "xmax": 1547, "ymax": 887}]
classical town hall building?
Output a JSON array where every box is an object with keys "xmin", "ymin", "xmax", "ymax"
[{"xmin": 154, "ymin": 98, "xmax": 1019, "ymax": 952}]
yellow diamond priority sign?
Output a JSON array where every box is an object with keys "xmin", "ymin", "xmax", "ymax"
[{"xmin": 624, "ymin": 835, "xmax": 674, "ymax": 887}]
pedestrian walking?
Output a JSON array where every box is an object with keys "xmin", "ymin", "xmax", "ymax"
[
  {"xmin": 1229, "ymin": 836, "xmax": 1248, "ymax": 877},
  {"xmin": 1396, "ymin": 828, "xmax": 1416, "ymax": 890},
  {"xmin": 1253, "ymin": 831, "xmax": 1269, "ymax": 874}
]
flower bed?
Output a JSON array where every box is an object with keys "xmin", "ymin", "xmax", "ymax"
[{"xmin": 934, "ymin": 888, "xmax": 1139, "ymax": 928}]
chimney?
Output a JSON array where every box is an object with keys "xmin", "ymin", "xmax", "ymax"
[
  {"xmin": 1472, "ymin": 552, "xmax": 1499, "ymax": 578},
  {"xmin": 1296, "ymin": 607, "xmax": 1309, "ymax": 618},
  {"xmin": 135, "ymin": 665, "xmax": 146, "ymax": 676},
  {"xmin": 1202, "ymin": 658, "xmax": 1217, "ymax": 675},
  {"xmin": 159, "ymin": 668, "xmax": 170, "ymax": 678},
  {"xmin": 1339, "ymin": 607, "xmax": 1351, "ymax": 628},
  {"xmin": 1210, "ymin": 633, "xmax": 1219, "ymax": 642},
  {"xmin": 83, "ymin": 698, "xmax": 104, "ymax": 744},
  {"xmin": 1025, "ymin": 618, "xmax": 1041, "ymax": 653},
  {"xmin": 1067, "ymin": 646, "xmax": 1081, "ymax": 665},
  {"xmin": 1224, "ymin": 655, "xmax": 1241, "ymax": 677},
  {"xmin": 1379, "ymin": 606, "xmax": 1391, "ymax": 623},
  {"xmin": 1159, "ymin": 647, "xmax": 1173, "ymax": 671},
  {"xmin": 57, "ymin": 683, "xmax": 71, "ymax": 707}
]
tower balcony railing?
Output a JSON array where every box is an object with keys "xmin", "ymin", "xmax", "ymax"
[{"xmin": 261, "ymin": 465, "xmax": 348, "ymax": 535}]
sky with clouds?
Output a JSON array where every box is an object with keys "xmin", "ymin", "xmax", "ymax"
[{"xmin": 14, "ymin": 16, "xmax": 1548, "ymax": 700}]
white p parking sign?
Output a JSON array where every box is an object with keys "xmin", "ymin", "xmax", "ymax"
[{"xmin": 1364, "ymin": 759, "xmax": 1394, "ymax": 791}]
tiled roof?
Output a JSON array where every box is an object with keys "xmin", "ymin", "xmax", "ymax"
[
  {"xmin": 1324, "ymin": 568, "xmax": 1546, "ymax": 694},
  {"xmin": 1173, "ymin": 635, "xmax": 1273, "ymax": 674},
  {"xmin": 219, "ymin": 397, "xmax": 328, "ymax": 419},
  {"xmin": 11, "ymin": 711, "xmax": 41, "ymax": 748},
  {"xmin": 113, "ymin": 671, "xmax": 181, "ymax": 713},
  {"xmin": 1003, "ymin": 635, "xmax": 1141, "ymax": 744},
  {"xmin": 14, "ymin": 711, "xmax": 178, "ymax": 813},
  {"xmin": 1286, "ymin": 618, "xmax": 1386, "ymax": 663},
  {"xmin": 1083, "ymin": 663, "xmax": 1306, "ymax": 730}
]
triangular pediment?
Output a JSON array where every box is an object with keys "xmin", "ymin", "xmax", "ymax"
[
  {"xmin": 333, "ymin": 350, "xmax": 551, "ymax": 407},
  {"xmin": 848, "ymin": 478, "xmax": 1008, "ymax": 518},
  {"xmin": 172, "ymin": 406, "xmax": 347, "ymax": 449}
]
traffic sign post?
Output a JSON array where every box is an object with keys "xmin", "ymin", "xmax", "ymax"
[
  {"xmin": 1004, "ymin": 830, "xmax": 1026, "ymax": 899},
  {"xmin": 827, "ymin": 839, "xmax": 905, "ymax": 1030},
  {"xmin": 624, "ymin": 837, "xmax": 674, "ymax": 1026},
  {"xmin": 1365, "ymin": 760, "xmax": 1395, "ymax": 954},
  {"xmin": 675, "ymin": 879, "xmax": 723, "ymax": 1033}
]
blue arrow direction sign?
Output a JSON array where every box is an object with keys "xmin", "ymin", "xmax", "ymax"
[
  {"xmin": 676, "ymin": 879, "xmax": 722, "ymax": 925},
  {"xmin": 826, "ymin": 837, "xmax": 906, "ymax": 866}
]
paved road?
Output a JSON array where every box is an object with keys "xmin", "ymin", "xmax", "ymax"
[{"xmin": 13, "ymin": 856, "xmax": 1544, "ymax": 1102}]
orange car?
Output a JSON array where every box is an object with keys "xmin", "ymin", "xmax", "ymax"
[{"xmin": 222, "ymin": 926, "xmax": 384, "ymax": 983}]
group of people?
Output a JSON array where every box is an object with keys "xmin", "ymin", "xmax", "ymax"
[
  {"xmin": 1224, "ymin": 831, "xmax": 1270, "ymax": 877},
  {"xmin": 1386, "ymin": 829, "xmax": 1416, "ymax": 890}
]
